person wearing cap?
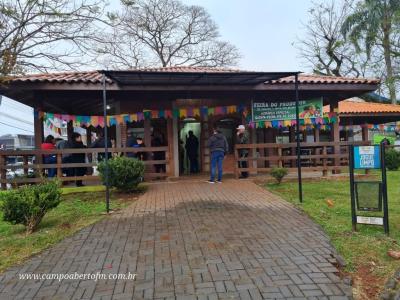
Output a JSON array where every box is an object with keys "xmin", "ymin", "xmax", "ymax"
[
  {"xmin": 206, "ymin": 128, "xmax": 229, "ymax": 183},
  {"xmin": 236, "ymin": 125, "xmax": 249, "ymax": 178}
]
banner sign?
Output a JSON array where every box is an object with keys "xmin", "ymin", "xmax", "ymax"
[
  {"xmin": 252, "ymin": 98, "xmax": 323, "ymax": 122},
  {"xmin": 353, "ymin": 145, "xmax": 381, "ymax": 169}
]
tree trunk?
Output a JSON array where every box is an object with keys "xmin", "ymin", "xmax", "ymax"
[{"xmin": 382, "ymin": 26, "xmax": 397, "ymax": 103}]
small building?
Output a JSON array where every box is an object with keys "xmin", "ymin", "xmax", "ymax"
[
  {"xmin": 324, "ymin": 98, "xmax": 400, "ymax": 143},
  {"xmin": 0, "ymin": 66, "xmax": 383, "ymax": 185},
  {"xmin": 0, "ymin": 134, "xmax": 34, "ymax": 150}
]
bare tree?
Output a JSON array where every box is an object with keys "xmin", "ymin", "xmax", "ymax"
[
  {"xmin": 0, "ymin": 0, "xmax": 107, "ymax": 78},
  {"xmin": 297, "ymin": 0, "xmax": 369, "ymax": 78},
  {"xmin": 97, "ymin": 0, "xmax": 240, "ymax": 68}
]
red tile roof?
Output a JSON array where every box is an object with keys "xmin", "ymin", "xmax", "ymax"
[
  {"xmin": 324, "ymin": 99, "xmax": 400, "ymax": 115},
  {"xmin": 11, "ymin": 70, "xmax": 111, "ymax": 84},
  {"xmin": 10, "ymin": 66, "xmax": 380, "ymax": 85}
]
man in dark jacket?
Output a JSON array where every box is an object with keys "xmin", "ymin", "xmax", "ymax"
[
  {"xmin": 236, "ymin": 125, "xmax": 249, "ymax": 178},
  {"xmin": 207, "ymin": 128, "xmax": 229, "ymax": 183},
  {"xmin": 185, "ymin": 130, "xmax": 199, "ymax": 173},
  {"xmin": 66, "ymin": 132, "xmax": 86, "ymax": 187},
  {"xmin": 90, "ymin": 131, "xmax": 112, "ymax": 162}
]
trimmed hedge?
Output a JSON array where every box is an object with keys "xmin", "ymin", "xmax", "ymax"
[{"xmin": 98, "ymin": 156, "xmax": 145, "ymax": 192}]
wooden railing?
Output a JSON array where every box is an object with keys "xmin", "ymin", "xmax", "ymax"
[
  {"xmin": 0, "ymin": 147, "xmax": 170, "ymax": 189},
  {"xmin": 234, "ymin": 141, "xmax": 371, "ymax": 178}
]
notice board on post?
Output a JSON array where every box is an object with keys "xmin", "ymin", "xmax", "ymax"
[
  {"xmin": 353, "ymin": 145, "xmax": 381, "ymax": 169},
  {"xmin": 349, "ymin": 144, "xmax": 389, "ymax": 234},
  {"xmin": 251, "ymin": 98, "xmax": 323, "ymax": 122}
]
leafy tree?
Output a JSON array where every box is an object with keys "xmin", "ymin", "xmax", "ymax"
[
  {"xmin": 97, "ymin": 0, "xmax": 241, "ymax": 68},
  {"xmin": 341, "ymin": 0, "xmax": 400, "ymax": 103}
]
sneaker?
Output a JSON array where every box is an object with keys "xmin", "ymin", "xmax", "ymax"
[
  {"xmin": 206, "ymin": 180, "xmax": 215, "ymax": 184},
  {"xmin": 217, "ymin": 181, "xmax": 222, "ymax": 184}
]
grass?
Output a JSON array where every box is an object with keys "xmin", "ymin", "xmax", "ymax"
[
  {"xmin": 0, "ymin": 187, "xmax": 138, "ymax": 273},
  {"xmin": 266, "ymin": 171, "xmax": 400, "ymax": 298}
]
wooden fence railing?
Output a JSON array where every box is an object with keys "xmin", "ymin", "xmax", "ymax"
[
  {"xmin": 234, "ymin": 141, "xmax": 371, "ymax": 178},
  {"xmin": 0, "ymin": 147, "xmax": 170, "ymax": 189}
]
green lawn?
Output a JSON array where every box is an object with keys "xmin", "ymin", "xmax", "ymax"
[
  {"xmin": 266, "ymin": 171, "xmax": 400, "ymax": 298},
  {"xmin": 0, "ymin": 188, "xmax": 137, "ymax": 273}
]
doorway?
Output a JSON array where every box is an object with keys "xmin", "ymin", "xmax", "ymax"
[
  {"xmin": 214, "ymin": 117, "xmax": 242, "ymax": 174},
  {"xmin": 179, "ymin": 119, "xmax": 201, "ymax": 175}
]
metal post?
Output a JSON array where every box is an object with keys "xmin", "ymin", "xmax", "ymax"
[
  {"xmin": 294, "ymin": 73, "xmax": 303, "ymax": 203},
  {"xmin": 380, "ymin": 143, "xmax": 389, "ymax": 235},
  {"xmin": 102, "ymin": 73, "xmax": 110, "ymax": 213},
  {"xmin": 349, "ymin": 145, "xmax": 357, "ymax": 231}
]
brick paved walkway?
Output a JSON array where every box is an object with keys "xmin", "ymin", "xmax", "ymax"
[{"xmin": 0, "ymin": 180, "xmax": 352, "ymax": 300}]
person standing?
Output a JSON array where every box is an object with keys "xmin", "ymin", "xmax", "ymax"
[
  {"xmin": 130, "ymin": 137, "xmax": 146, "ymax": 161},
  {"xmin": 41, "ymin": 135, "xmax": 57, "ymax": 177},
  {"xmin": 185, "ymin": 130, "xmax": 199, "ymax": 173},
  {"xmin": 90, "ymin": 131, "xmax": 112, "ymax": 162},
  {"xmin": 66, "ymin": 132, "xmax": 86, "ymax": 187},
  {"xmin": 207, "ymin": 128, "xmax": 228, "ymax": 183},
  {"xmin": 236, "ymin": 125, "xmax": 249, "ymax": 178}
]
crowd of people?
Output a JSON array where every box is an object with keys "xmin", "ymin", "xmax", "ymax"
[
  {"xmin": 41, "ymin": 124, "xmax": 250, "ymax": 185},
  {"xmin": 41, "ymin": 130, "xmax": 168, "ymax": 186}
]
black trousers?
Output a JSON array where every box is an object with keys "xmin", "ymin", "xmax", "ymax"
[
  {"xmin": 188, "ymin": 156, "xmax": 199, "ymax": 173},
  {"xmin": 239, "ymin": 152, "xmax": 249, "ymax": 177}
]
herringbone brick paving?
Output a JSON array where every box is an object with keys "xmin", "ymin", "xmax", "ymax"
[{"xmin": 0, "ymin": 180, "xmax": 352, "ymax": 299}]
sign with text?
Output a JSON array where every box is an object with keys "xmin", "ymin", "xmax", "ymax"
[
  {"xmin": 353, "ymin": 146, "xmax": 381, "ymax": 169},
  {"xmin": 252, "ymin": 98, "xmax": 323, "ymax": 122},
  {"xmin": 356, "ymin": 216, "xmax": 384, "ymax": 225}
]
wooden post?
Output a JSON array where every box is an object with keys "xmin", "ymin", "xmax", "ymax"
[
  {"xmin": 34, "ymin": 109, "xmax": 44, "ymax": 150},
  {"xmin": 34, "ymin": 109, "xmax": 44, "ymax": 176},
  {"xmin": 314, "ymin": 128, "xmax": 320, "ymax": 142},
  {"xmin": 234, "ymin": 143, "xmax": 239, "ymax": 179},
  {"xmin": 322, "ymin": 146, "xmax": 328, "ymax": 176},
  {"xmin": 362, "ymin": 125, "xmax": 369, "ymax": 142},
  {"xmin": 167, "ymin": 118, "xmax": 174, "ymax": 176},
  {"xmin": 144, "ymin": 119, "xmax": 151, "ymax": 147},
  {"xmin": 56, "ymin": 153, "xmax": 62, "ymax": 178},
  {"xmin": 278, "ymin": 147, "xmax": 283, "ymax": 167},
  {"xmin": 120, "ymin": 122, "xmax": 127, "ymax": 147},
  {"xmin": 265, "ymin": 128, "xmax": 274, "ymax": 167},
  {"xmin": 250, "ymin": 126, "xmax": 257, "ymax": 174},
  {"xmin": 330, "ymin": 101, "xmax": 340, "ymax": 173},
  {"xmin": 348, "ymin": 120, "xmax": 354, "ymax": 142},
  {"xmin": 313, "ymin": 128, "xmax": 320, "ymax": 166}
]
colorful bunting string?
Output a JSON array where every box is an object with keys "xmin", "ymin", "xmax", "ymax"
[{"xmin": 43, "ymin": 104, "xmax": 248, "ymax": 130}]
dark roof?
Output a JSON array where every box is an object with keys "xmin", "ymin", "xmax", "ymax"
[
  {"xmin": 102, "ymin": 69, "xmax": 297, "ymax": 86},
  {"xmin": 272, "ymin": 74, "xmax": 379, "ymax": 85},
  {"xmin": 10, "ymin": 66, "xmax": 380, "ymax": 85}
]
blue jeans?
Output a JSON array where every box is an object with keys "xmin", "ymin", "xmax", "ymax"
[
  {"xmin": 210, "ymin": 151, "xmax": 224, "ymax": 181},
  {"xmin": 44, "ymin": 155, "xmax": 57, "ymax": 177}
]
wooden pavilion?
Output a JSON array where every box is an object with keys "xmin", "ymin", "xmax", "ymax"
[{"xmin": 0, "ymin": 66, "xmax": 383, "ymax": 186}]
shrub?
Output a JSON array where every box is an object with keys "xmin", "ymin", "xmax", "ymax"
[
  {"xmin": 98, "ymin": 156, "xmax": 145, "ymax": 192},
  {"xmin": 385, "ymin": 148, "xmax": 400, "ymax": 170},
  {"xmin": 270, "ymin": 167, "xmax": 288, "ymax": 184},
  {"xmin": 0, "ymin": 181, "xmax": 61, "ymax": 234}
]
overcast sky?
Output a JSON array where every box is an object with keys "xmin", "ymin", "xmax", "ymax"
[{"xmin": 0, "ymin": 0, "xmax": 314, "ymax": 136}]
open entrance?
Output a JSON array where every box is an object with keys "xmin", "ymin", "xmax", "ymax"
[
  {"xmin": 179, "ymin": 118, "xmax": 201, "ymax": 175},
  {"xmin": 214, "ymin": 116, "xmax": 242, "ymax": 174}
]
